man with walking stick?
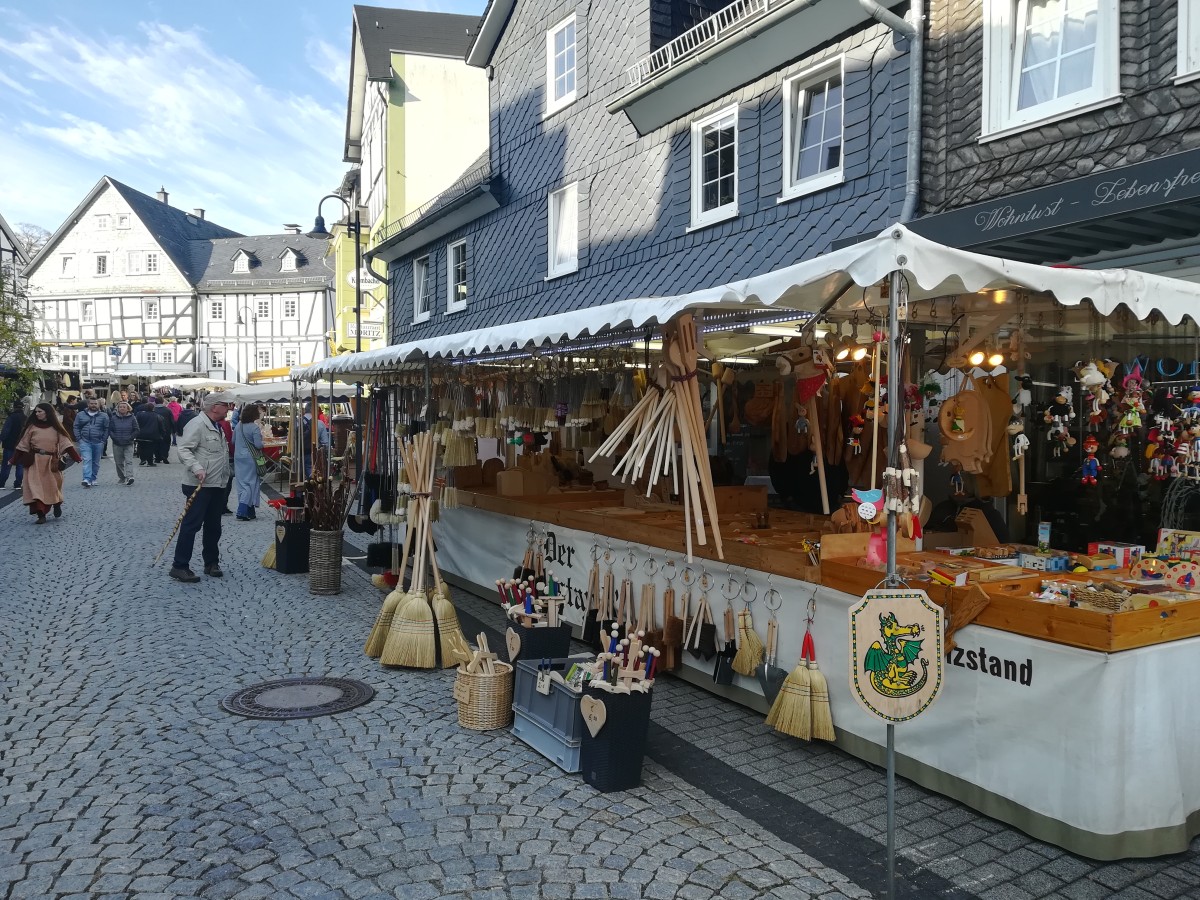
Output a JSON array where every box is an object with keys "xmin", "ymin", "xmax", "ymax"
[{"xmin": 169, "ymin": 392, "xmax": 234, "ymax": 583}]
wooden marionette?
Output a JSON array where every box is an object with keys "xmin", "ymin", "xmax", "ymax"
[
  {"xmin": 1081, "ymin": 435, "xmax": 1102, "ymax": 485},
  {"xmin": 1118, "ymin": 365, "xmax": 1146, "ymax": 433},
  {"xmin": 847, "ymin": 414, "xmax": 866, "ymax": 454},
  {"xmin": 1008, "ymin": 417, "xmax": 1029, "ymax": 459}
]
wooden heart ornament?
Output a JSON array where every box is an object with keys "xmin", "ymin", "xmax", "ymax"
[
  {"xmin": 506, "ymin": 627, "xmax": 521, "ymax": 661},
  {"xmin": 580, "ymin": 695, "xmax": 607, "ymax": 737}
]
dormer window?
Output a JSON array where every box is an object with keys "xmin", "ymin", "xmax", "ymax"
[
  {"xmin": 232, "ymin": 250, "xmax": 251, "ymax": 274},
  {"xmin": 280, "ymin": 249, "xmax": 298, "ymax": 272}
]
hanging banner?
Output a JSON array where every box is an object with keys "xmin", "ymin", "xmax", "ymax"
[{"xmin": 849, "ymin": 588, "xmax": 944, "ymax": 723}]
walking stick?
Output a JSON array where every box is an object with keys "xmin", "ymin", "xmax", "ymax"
[{"xmin": 152, "ymin": 482, "xmax": 204, "ymax": 566}]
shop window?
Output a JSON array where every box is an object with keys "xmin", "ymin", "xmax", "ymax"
[
  {"xmin": 413, "ymin": 255, "xmax": 431, "ymax": 323},
  {"xmin": 546, "ymin": 15, "xmax": 577, "ymax": 115},
  {"xmin": 690, "ymin": 105, "xmax": 738, "ymax": 230},
  {"xmin": 982, "ymin": 0, "xmax": 1120, "ymax": 137},
  {"xmin": 782, "ymin": 58, "xmax": 844, "ymax": 200},
  {"xmin": 547, "ymin": 183, "xmax": 578, "ymax": 279},
  {"xmin": 446, "ymin": 241, "xmax": 467, "ymax": 313}
]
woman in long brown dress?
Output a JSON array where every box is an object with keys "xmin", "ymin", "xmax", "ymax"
[{"xmin": 14, "ymin": 403, "xmax": 81, "ymax": 524}]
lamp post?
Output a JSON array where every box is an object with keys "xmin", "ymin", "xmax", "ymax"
[
  {"xmin": 236, "ymin": 306, "xmax": 259, "ymax": 383},
  {"xmin": 308, "ymin": 195, "xmax": 363, "ymax": 468}
]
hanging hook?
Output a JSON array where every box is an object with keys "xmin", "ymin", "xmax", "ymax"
[
  {"xmin": 661, "ymin": 558, "xmax": 678, "ymax": 584},
  {"xmin": 643, "ymin": 557, "xmax": 659, "ymax": 578}
]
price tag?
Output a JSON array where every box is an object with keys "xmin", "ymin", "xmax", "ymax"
[
  {"xmin": 452, "ymin": 681, "xmax": 471, "ymax": 704},
  {"xmin": 536, "ymin": 670, "xmax": 552, "ymax": 695}
]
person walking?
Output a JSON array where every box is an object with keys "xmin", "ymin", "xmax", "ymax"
[
  {"xmin": 233, "ymin": 404, "xmax": 265, "ymax": 520},
  {"xmin": 14, "ymin": 403, "xmax": 81, "ymax": 523},
  {"xmin": 152, "ymin": 397, "xmax": 174, "ymax": 463},
  {"xmin": 171, "ymin": 392, "xmax": 234, "ymax": 582},
  {"xmin": 109, "ymin": 400, "xmax": 140, "ymax": 485},
  {"xmin": 300, "ymin": 402, "xmax": 330, "ymax": 477},
  {"xmin": 135, "ymin": 401, "xmax": 162, "ymax": 467},
  {"xmin": 176, "ymin": 402, "xmax": 198, "ymax": 436},
  {"xmin": 72, "ymin": 397, "xmax": 110, "ymax": 487},
  {"xmin": 167, "ymin": 395, "xmax": 183, "ymax": 446},
  {"xmin": 0, "ymin": 400, "xmax": 27, "ymax": 490}
]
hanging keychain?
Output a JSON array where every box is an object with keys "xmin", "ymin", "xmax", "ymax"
[
  {"xmin": 661, "ymin": 558, "xmax": 681, "ymax": 672},
  {"xmin": 731, "ymin": 577, "xmax": 764, "ymax": 677}
]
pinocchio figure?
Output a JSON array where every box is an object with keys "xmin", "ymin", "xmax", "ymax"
[{"xmin": 1081, "ymin": 434, "xmax": 1101, "ymax": 486}]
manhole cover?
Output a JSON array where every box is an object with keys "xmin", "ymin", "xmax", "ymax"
[{"xmin": 220, "ymin": 677, "xmax": 375, "ymax": 721}]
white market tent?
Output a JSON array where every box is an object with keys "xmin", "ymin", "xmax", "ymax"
[
  {"xmin": 295, "ymin": 224, "xmax": 1200, "ymax": 382},
  {"xmin": 149, "ymin": 376, "xmax": 244, "ymax": 392},
  {"xmin": 230, "ymin": 381, "xmax": 358, "ymax": 405}
]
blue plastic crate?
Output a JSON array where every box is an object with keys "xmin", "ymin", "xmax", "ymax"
[
  {"xmin": 512, "ymin": 708, "xmax": 581, "ymax": 773},
  {"xmin": 512, "ymin": 657, "xmax": 585, "ymax": 743}
]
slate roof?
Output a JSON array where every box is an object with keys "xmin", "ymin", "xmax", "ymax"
[
  {"xmin": 353, "ymin": 5, "xmax": 480, "ymax": 75},
  {"xmin": 192, "ymin": 234, "xmax": 335, "ymax": 290},
  {"xmin": 106, "ymin": 178, "xmax": 242, "ymax": 282}
]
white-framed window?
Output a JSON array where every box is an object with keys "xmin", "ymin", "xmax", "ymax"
[
  {"xmin": 210, "ymin": 298, "xmax": 224, "ymax": 321},
  {"xmin": 781, "ymin": 58, "xmax": 844, "ymax": 200},
  {"xmin": 255, "ymin": 297, "xmax": 271, "ymax": 319},
  {"xmin": 96, "ymin": 215, "xmax": 110, "ymax": 230},
  {"xmin": 145, "ymin": 349, "xmax": 159, "ymax": 365},
  {"xmin": 1180, "ymin": 0, "xmax": 1200, "ymax": 78},
  {"xmin": 283, "ymin": 347, "xmax": 299, "ymax": 367},
  {"xmin": 81, "ymin": 300, "xmax": 94, "ymax": 323},
  {"xmin": 116, "ymin": 214, "xmax": 130, "ymax": 229},
  {"xmin": 413, "ymin": 255, "xmax": 431, "ymax": 323},
  {"xmin": 690, "ymin": 105, "xmax": 739, "ymax": 229},
  {"xmin": 59, "ymin": 351, "xmax": 90, "ymax": 376},
  {"xmin": 982, "ymin": 0, "xmax": 1119, "ymax": 138},
  {"xmin": 282, "ymin": 296, "xmax": 298, "ymax": 319},
  {"xmin": 161, "ymin": 348, "xmax": 174, "ymax": 364},
  {"xmin": 143, "ymin": 300, "xmax": 159, "ymax": 322},
  {"xmin": 547, "ymin": 183, "xmax": 579, "ymax": 278},
  {"xmin": 95, "ymin": 253, "xmax": 109, "ymax": 276},
  {"xmin": 127, "ymin": 250, "xmax": 160, "ymax": 275},
  {"xmin": 446, "ymin": 241, "xmax": 467, "ymax": 313},
  {"xmin": 280, "ymin": 250, "xmax": 297, "ymax": 272},
  {"xmin": 233, "ymin": 253, "xmax": 249, "ymax": 274},
  {"xmin": 145, "ymin": 252, "xmax": 159, "ymax": 274},
  {"xmin": 545, "ymin": 14, "xmax": 577, "ymax": 115},
  {"xmin": 256, "ymin": 348, "xmax": 272, "ymax": 369},
  {"xmin": 209, "ymin": 349, "xmax": 225, "ymax": 369},
  {"xmin": 61, "ymin": 254, "xmax": 75, "ymax": 277}
]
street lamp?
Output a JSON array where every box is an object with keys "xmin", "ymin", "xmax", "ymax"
[
  {"xmin": 308, "ymin": 194, "xmax": 364, "ymax": 469},
  {"xmin": 236, "ymin": 306, "xmax": 259, "ymax": 383}
]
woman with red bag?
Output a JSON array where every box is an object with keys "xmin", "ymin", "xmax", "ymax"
[{"xmin": 14, "ymin": 403, "xmax": 82, "ymax": 524}]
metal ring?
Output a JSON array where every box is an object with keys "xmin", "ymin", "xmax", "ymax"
[
  {"xmin": 603, "ymin": 548, "xmax": 616, "ymax": 566},
  {"xmin": 721, "ymin": 573, "xmax": 741, "ymax": 600},
  {"xmin": 661, "ymin": 559, "xmax": 677, "ymax": 583},
  {"xmin": 680, "ymin": 565, "xmax": 696, "ymax": 587},
  {"xmin": 763, "ymin": 588, "xmax": 783, "ymax": 612},
  {"xmin": 698, "ymin": 569, "xmax": 711, "ymax": 591},
  {"xmin": 643, "ymin": 557, "xmax": 659, "ymax": 577},
  {"xmin": 623, "ymin": 549, "xmax": 637, "ymax": 571},
  {"xmin": 741, "ymin": 581, "xmax": 758, "ymax": 606}
]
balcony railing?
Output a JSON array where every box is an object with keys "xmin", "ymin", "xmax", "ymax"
[
  {"xmin": 625, "ymin": 0, "xmax": 779, "ymax": 87},
  {"xmin": 375, "ymin": 159, "xmax": 493, "ymax": 245}
]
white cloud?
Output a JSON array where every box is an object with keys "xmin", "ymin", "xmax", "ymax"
[
  {"xmin": 307, "ymin": 37, "xmax": 349, "ymax": 91},
  {"xmin": 0, "ymin": 16, "xmax": 348, "ymax": 237}
]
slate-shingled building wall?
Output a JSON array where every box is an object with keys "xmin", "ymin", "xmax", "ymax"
[{"xmin": 383, "ymin": 1, "xmax": 913, "ymax": 345}]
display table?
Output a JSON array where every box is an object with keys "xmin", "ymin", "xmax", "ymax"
[{"xmin": 433, "ymin": 502, "xmax": 1200, "ymax": 859}]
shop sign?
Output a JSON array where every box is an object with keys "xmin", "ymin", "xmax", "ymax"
[
  {"xmin": 911, "ymin": 147, "xmax": 1200, "ymax": 248},
  {"xmin": 848, "ymin": 589, "xmax": 944, "ymax": 723},
  {"xmin": 346, "ymin": 322, "xmax": 384, "ymax": 339}
]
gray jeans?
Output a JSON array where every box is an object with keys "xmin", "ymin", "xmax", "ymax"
[{"xmin": 113, "ymin": 443, "xmax": 135, "ymax": 481}]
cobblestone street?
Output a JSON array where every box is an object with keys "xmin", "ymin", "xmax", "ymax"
[{"xmin": 2, "ymin": 461, "xmax": 1199, "ymax": 899}]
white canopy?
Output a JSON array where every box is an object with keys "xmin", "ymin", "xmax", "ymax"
[
  {"xmin": 296, "ymin": 224, "xmax": 1200, "ymax": 382},
  {"xmin": 149, "ymin": 376, "xmax": 244, "ymax": 392},
  {"xmin": 230, "ymin": 381, "xmax": 358, "ymax": 404}
]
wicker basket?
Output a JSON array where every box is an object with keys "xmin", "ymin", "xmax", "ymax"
[
  {"xmin": 308, "ymin": 529, "xmax": 343, "ymax": 595},
  {"xmin": 454, "ymin": 662, "xmax": 514, "ymax": 731}
]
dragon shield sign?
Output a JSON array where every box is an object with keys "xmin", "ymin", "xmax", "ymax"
[{"xmin": 849, "ymin": 589, "xmax": 944, "ymax": 723}]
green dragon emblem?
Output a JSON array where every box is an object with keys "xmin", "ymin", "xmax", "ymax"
[{"xmin": 863, "ymin": 611, "xmax": 928, "ymax": 699}]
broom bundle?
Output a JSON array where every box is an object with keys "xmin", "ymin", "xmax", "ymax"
[
  {"xmin": 366, "ymin": 505, "xmax": 417, "ymax": 657},
  {"xmin": 731, "ymin": 606, "xmax": 764, "ymax": 677},
  {"xmin": 805, "ymin": 629, "xmax": 835, "ymax": 742},
  {"xmin": 765, "ymin": 627, "xmax": 835, "ymax": 742}
]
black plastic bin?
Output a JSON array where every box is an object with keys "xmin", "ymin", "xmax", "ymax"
[
  {"xmin": 507, "ymin": 622, "xmax": 571, "ymax": 662},
  {"xmin": 580, "ymin": 685, "xmax": 653, "ymax": 793},
  {"xmin": 275, "ymin": 521, "xmax": 310, "ymax": 574}
]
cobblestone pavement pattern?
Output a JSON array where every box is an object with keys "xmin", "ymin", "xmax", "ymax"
[{"xmin": 1, "ymin": 460, "xmax": 1198, "ymax": 900}]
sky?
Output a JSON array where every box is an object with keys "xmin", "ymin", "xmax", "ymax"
[{"xmin": 0, "ymin": 0, "xmax": 486, "ymax": 238}]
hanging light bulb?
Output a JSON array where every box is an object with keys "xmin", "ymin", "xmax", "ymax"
[
  {"xmin": 987, "ymin": 348, "xmax": 1006, "ymax": 368},
  {"xmin": 968, "ymin": 349, "xmax": 986, "ymax": 367},
  {"xmin": 851, "ymin": 343, "xmax": 869, "ymax": 362}
]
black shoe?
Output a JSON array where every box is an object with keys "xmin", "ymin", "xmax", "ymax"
[
  {"xmin": 35, "ymin": 513, "xmax": 46, "ymax": 524},
  {"xmin": 169, "ymin": 567, "xmax": 200, "ymax": 583},
  {"xmin": 124, "ymin": 477, "xmax": 134, "ymax": 486},
  {"xmin": 204, "ymin": 564, "xmax": 224, "ymax": 577},
  {"xmin": 52, "ymin": 504, "xmax": 61, "ymax": 518},
  {"xmin": 139, "ymin": 461, "xmax": 147, "ymax": 467},
  {"xmin": 148, "ymin": 463, "xmax": 157, "ymax": 467},
  {"xmin": 222, "ymin": 508, "xmax": 232, "ymax": 515}
]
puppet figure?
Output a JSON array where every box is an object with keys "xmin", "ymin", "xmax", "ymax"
[
  {"xmin": 1081, "ymin": 435, "xmax": 1101, "ymax": 485},
  {"xmin": 1118, "ymin": 366, "xmax": 1146, "ymax": 433},
  {"xmin": 847, "ymin": 414, "xmax": 865, "ymax": 454},
  {"xmin": 1008, "ymin": 416, "xmax": 1030, "ymax": 459}
]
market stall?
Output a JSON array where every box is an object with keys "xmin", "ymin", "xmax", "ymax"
[{"xmin": 295, "ymin": 224, "xmax": 1200, "ymax": 858}]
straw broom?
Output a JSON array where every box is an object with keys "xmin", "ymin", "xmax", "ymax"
[
  {"xmin": 731, "ymin": 609, "xmax": 764, "ymax": 676},
  {"xmin": 365, "ymin": 518, "xmax": 416, "ymax": 657},
  {"xmin": 765, "ymin": 658, "xmax": 811, "ymax": 740},
  {"xmin": 807, "ymin": 660, "xmax": 836, "ymax": 741}
]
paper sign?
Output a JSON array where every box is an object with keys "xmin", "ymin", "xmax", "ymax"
[{"xmin": 849, "ymin": 588, "xmax": 944, "ymax": 723}]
